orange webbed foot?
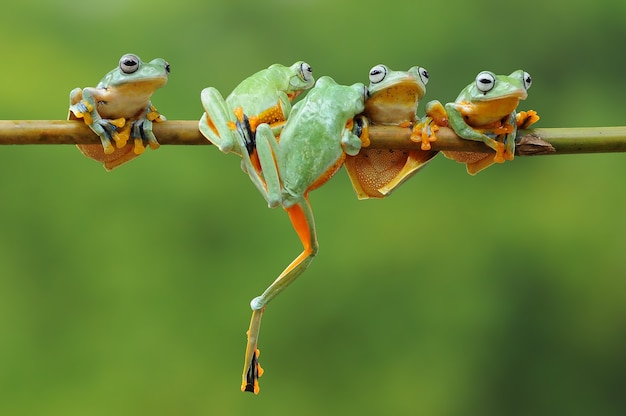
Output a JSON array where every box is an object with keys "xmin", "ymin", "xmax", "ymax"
[
  {"xmin": 411, "ymin": 119, "xmax": 438, "ymax": 151},
  {"xmin": 493, "ymin": 141, "xmax": 506, "ymax": 163},
  {"xmin": 516, "ymin": 110, "xmax": 540, "ymax": 129}
]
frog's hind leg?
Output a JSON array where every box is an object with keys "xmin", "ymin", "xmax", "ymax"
[{"xmin": 242, "ymin": 196, "xmax": 319, "ymax": 394}]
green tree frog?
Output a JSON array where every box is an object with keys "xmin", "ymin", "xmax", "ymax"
[
  {"xmin": 344, "ymin": 64, "xmax": 438, "ymax": 199},
  {"xmin": 201, "ymin": 76, "xmax": 367, "ymax": 394},
  {"xmin": 199, "ymin": 61, "xmax": 313, "ymax": 181},
  {"xmin": 69, "ymin": 53, "xmax": 170, "ymax": 170},
  {"xmin": 423, "ymin": 70, "xmax": 539, "ymax": 174}
]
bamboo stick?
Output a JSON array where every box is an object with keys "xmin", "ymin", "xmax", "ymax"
[{"xmin": 1, "ymin": 120, "xmax": 626, "ymax": 156}]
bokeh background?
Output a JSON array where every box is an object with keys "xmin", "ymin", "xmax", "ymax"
[{"xmin": 1, "ymin": 0, "xmax": 625, "ymax": 414}]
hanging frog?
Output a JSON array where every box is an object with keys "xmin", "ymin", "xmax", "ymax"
[
  {"xmin": 344, "ymin": 64, "xmax": 438, "ymax": 199},
  {"xmin": 422, "ymin": 70, "xmax": 539, "ymax": 174},
  {"xmin": 200, "ymin": 75, "xmax": 367, "ymax": 394},
  {"xmin": 69, "ymin": 53, "xmax": 170, "ymax": 170},
  {"xmin": 199, "ymin": 61, "xmax": 313, "ymax": 187}
]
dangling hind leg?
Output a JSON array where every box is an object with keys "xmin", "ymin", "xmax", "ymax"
[{"xmin": 241, "ymin": 198, "xmax": 319, "ymax": 394}]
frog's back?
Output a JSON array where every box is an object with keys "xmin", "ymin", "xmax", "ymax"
[
  {"xmin": 227, "ymin": 67, "xmax": 290, "ymax": 115},
  {"xmin": 279, "ymin": 85, "xmax": 354, "ymax": 198}
]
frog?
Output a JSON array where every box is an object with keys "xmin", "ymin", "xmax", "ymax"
[
  {"xmin": 199, "ymin": 61, "xmax": 313, "ymax": 183},
  {"xmin": 69, "ymin": 53, "xmax": 170, "ymax": 170},
  {"xmin": 344, "ymin": 64, "xmax": 438, "ymax": 199},
  {"xmin": 422, "ymin": 70, "xmax": 539, "ymax": 174},
  {"xmin": 220, "ymin": 76, "xmax": 368, "ymax": 394}
]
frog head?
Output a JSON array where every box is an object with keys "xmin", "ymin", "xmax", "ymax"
[
  {"xmin": 98, "ymin": 53, "xmax": 170, "ymax": 94},
  {"xmin": 457, "ymin": 70, "xmax": 532, "ymax": 125},
  {"xmin": 278, "ymin": 61, "xmax": 314, "ymax": 101},
  {"xmin": 363, "ymin": 64, "xmax": 429, "ymax": 124}
]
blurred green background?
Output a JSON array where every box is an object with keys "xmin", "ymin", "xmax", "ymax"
[{"xmin": 1, "ymin": 0, "xmax": 625, "ymax": 415}]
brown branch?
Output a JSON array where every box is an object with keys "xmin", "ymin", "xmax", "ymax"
[{"xmin": 1, "ymin": 120, "xmax": 626, "ymax": 156}]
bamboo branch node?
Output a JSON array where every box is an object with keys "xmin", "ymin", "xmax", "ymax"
[{"xmin": 516, "ymin": 134, "xmax": 556, "ymax": 156}]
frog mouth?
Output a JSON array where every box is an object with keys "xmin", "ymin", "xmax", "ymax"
[{"xmin": 480, "ymin": 89, "xmax": 527, "ymax": 101}]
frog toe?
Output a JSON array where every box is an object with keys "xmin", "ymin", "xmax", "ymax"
[
  {"xmin": 133, "ymin": 138, "xmax": 146, "ymax": 155},
  {"xmin": 516, "ymin": 110, "xmax": 540, "ymax": 129},
  {"xmin": 103, "ymin": 142, "xmax": 116, "ymax": 155},
  {"xmin": 410, "ymin": 119, "xmax": 438, "ymax": 151},
  {"xmin": 492, "ymin": 142, "xmax": 506, "ymax": 163}
]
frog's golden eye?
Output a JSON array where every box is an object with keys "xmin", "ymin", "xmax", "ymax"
[
  {"xmin": 369, "ymin": 64, "xmax": 387, "ymax": 84},
  {"xmin": 523, "ymin": 71, "xmax": 532, "ymax": 90},
  {"xmin": 476, "ymin": 71, "xmax": 496, "ymax": 94},
  {"xmin": 418, "ymin": 67, "xmax": 429, "ymax": 85},
  {"xmin": 119, "ymin": 54, "xmax": 140, "ymax": 74},
  {"xmin": 299, "ymin": 62, "xmax": 313, "ymax": 82}
]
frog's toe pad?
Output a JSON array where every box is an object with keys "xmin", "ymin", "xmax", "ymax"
[
  {"xmin": 133, "ymin": 139, "xmax": 146, "ymax": 155},
  {"xmin": 103, "ymin": 143, "xmax": 116, "ymax": 155}
]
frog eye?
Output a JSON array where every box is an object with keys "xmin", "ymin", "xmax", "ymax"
[
  {"xmin": 523, "ymin": 71, "xmax": 532, "ymax": 90},
  {"xmin": 418, "ymin": 67, "xmax": 429, "ymax": 85},
  {"xmin": 476, "ymin": 71, "xmax": 496, "ymax": 94},
  {"xmin": 299, "ymin": 62, "xmax": 313, "ymax": 82},
  {"xmin": 369, "ymin": 64, "xmax": 387, "ymax": 84},
  {"xmin": 120, "ymin": 53, "xmax": 140, "ymax": 74},
  {"xmin": 119, "ymin": 54, "xmax": 141, "ymax": 74}
]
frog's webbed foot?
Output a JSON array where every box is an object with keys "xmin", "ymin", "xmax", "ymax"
[
  {"xmin": 411, "ymin": 117, "xmax": 439, "ymax": 151},
  {"xmin": 352, "ymin": 115, "xmax": 370, "ymax": 148},
  {"xmin": 93, "ymin": 118, "xmax": 127, "ymax": 154},
  {"xmin": 242, "ymin": 349, "xmax": 264, "ymax": 394},
  {"xmin": 492, "ymin": 141, "xmax": 507, "ymax": 163},
  {"xmin": 130, "ymin": 116, "xmax": 161, "ymax": 155},
  {"xmin": 242, "ymin": 308, "xmax": 265, "ymax": 394},
  {"xmin": 69, "ymin": 99, "xmax": 95, "ymax": 126},
  {"xmin": 516, "ymin": 110, "xmax": 540, "ymax": 129}
]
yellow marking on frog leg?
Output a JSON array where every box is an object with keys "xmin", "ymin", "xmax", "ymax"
[
  {"xmin": 204, "ymin": 113, "xmax": 221, "ymax": 136},
  {"xmin": 242, "ymin": 199, "xmax": 319, "ymax": 394}
]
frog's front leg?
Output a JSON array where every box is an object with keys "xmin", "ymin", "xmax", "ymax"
[
  {"xmin": 69, "ymin": 88, "xmax": 124, "ymax": 154},
  {"xmin": 446, "ymin": 103, "xmax": 506, "ymax": 163},
  {"xmin": 129, "ymin": 106, "xmax": 163, "ymax": 155},
  {"xmin": 341, "ymin": 120, "xmax": 364, "ymax": 156},
  {"xmin": 501, "ymin": 112, "xmax": 518, "ymax": 161},
  {"xmin": 413, "ymin": 100, "xmax": 447, "ymax": 150},
  {"xmin": 199, "ymin": 87, "xmax": 242, "ymax": 155}
]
